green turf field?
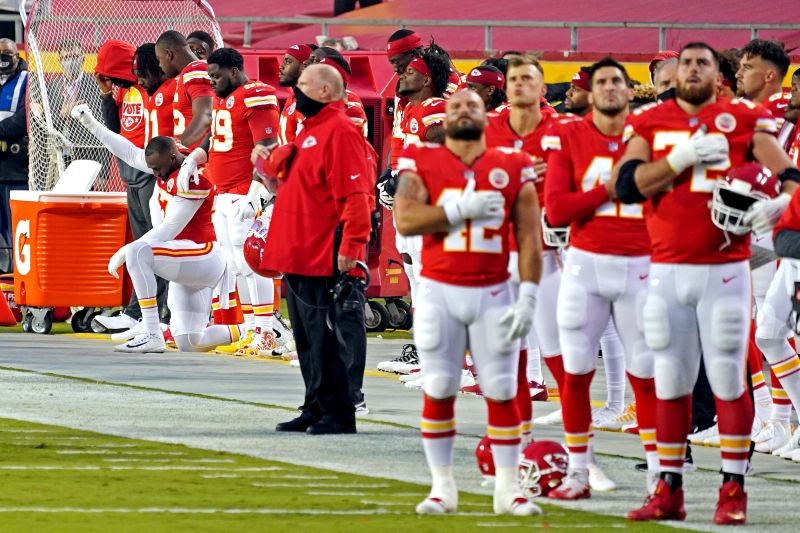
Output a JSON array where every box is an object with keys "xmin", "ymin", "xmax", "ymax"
[{"xmin": 0, "ymin": 418, "xmax": 671, "ymax": 532}]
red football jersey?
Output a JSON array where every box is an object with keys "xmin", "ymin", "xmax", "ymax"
[
  {"xmin": 397, "ymin": 144, "xmax": 537, "ymax": 287},
  {"xmin": 156, "ymin": 167, "xmax": 215, "ymax": 244},
  {"xmin": 400, "ymin": 97, "xmax": 447, "ymax": 151},
  {"xmin": 485, "ymin": 106, "xmax": 556, "ymax": 207},
  {"xmin": 144, "ymin": 78, "xmax": 176, "ymax": 144},
  {"xmin": 773, "ymin": 184, "xmax": 800, "ymax": 236},
  {"xmin": 115, "ymin": 85, "xmax": 146, "ymax": 148},
  {"xmin": 763, "ymin": 91, "xmax": 795, "ymax": 152},
  {"xmin": 389, "ymin": 92, "xmax": 409, "ymax": 169},
  {"xmin": 173, "ymin": 60, "xmax": 213, "ymax": 150},
  {"xmin": 624, "ymin": 97, "xmax": 777, "ymax": 264},
  {"xmin": 790, "ymin": 129, "xmax": 800, "ymax": 165},
  {"xmin": 208, "ymin": 81, "xmax": 280, "ymax": 194},
  {"xmin": 344, "ymin": 89, "xmax": 368, "ymax": 138},
  {"xmin": 544, "ymin": 115, "xmax": 650, "ymax": 256},
  {"xmin": 279, "ymin": 91, "xmax": 302, "ymax": 145}
]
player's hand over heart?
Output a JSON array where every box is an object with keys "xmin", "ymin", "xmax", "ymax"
[
  {"xmin": 107, "ymin": 245, "xmax": 128, "ymax": 279},
  {"xmin": 443, "ymin": 179, "xmax": 505, "ymax": 225},
  {"xmin": 666, "ymin": 126, "xmax": 729, "ymax": 174},
  {"xmin": 499, "ymin": 281, "xmax": 537, "ymax": 341},
  {"xmin": 743, "ymin": 192, "xmax": 792, "ymax": 234},
  {"xmin": 531, "ymin": 157, "xmax": 547, "ymax": 181}
]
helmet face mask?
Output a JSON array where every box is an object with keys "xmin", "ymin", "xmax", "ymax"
[
  {"xmin": 243, "ymin": 218, "xmax": 281, "ymax": 278},
  {"xmin": 541, "ymin": 210, "xmax": 570, "ymax": 248},
  {"xmin": 710, "ymin": 163, "xmax": 780, "ymax": 236},
  {"xmin": 517, "ymin": 440, "xmax": 568, "ymax": 498}
]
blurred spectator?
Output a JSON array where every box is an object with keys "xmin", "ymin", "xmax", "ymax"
[
  {"xmin": 50, "ymin": 39, "xmax": 104, "ymax": 168},
  {"xmin": 333, "ymin": 0, "xmax": 381, "ymax": 16},
  {"xmin": 564, "ymin": 66, "xmax": 591, "ymax": 116},
  {"xmin": 187, "ymin": 30, "xmax": 215, "ymax": 60},
  {"xmin": 653, "ymin": 58, "xmax": 677, "ymax": 101},
  {"xmin": 0, "ymin": 37, "xmax": 27, "ymax": 273},
  {"xmin": 718, "ymin": 48, "xmax": 742, "ymax": 99},
  {"xmin": 319, "ymin": 37, "xmax": 344, "ymax": 51}
]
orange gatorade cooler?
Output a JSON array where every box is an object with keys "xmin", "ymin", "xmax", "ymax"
[{"xmin": 10, "ymin": 191, "xmax": 129, "ymax": 308}]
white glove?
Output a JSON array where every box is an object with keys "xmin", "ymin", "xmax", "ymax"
[
  {"xmin": 70, "ymin": 104, "xmax": 100, "ymax": 133},
  {"xmin": 377, "ymin": 179, "xmax": 395, "ymax": 210},
  {"xmin": 108, "ymin": 245, "xmax": 128, "ymax": 279},
  {"xmin": 177, "ymin": 147, "xmax": 207, "ymax": 192},
  {"xmin": 443, "ymin": 179, "xmax": 505, "ymax": 226},
  {"xmin": 743, "ymin": 192, "xmax": 792, "ymax": 234},
  {"xmin": 232, "ymin": 180, "xmax": 266, "ymax": 222},
  {"xmin": 499, "ymin": 281, "xmax": 538, "ymax": 341},
  {"xmin": 666, "ymin": 127, "xmax": 729, "ymax": 174}
]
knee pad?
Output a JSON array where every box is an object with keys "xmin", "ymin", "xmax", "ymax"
[
  {"xmin": 625, "ymin": 338, "xmax": 654, "ymax": 379},
  {"xmin": 560, "ymin": 331, "xmax": 595, "ymax": 375},
  {"xmin": 756, "ymin": 301, "xmax": 790, "ymax": 341},
  {"xmin": 414, "ymin": 304, "xmax": 444, "ymax": 354},
  {"xmin": 711, "ymin": 298, "xmax": 747, "ymax": 353},
  {"xmin": 423, "ymin": 373, "xmax": 461, "ymax": 400},
  {"xmin": 642, "ymin": 295, "xmax": 670, "ymax": 350},
  {"xmin": 755, "ymin": 336, "xmax": 795, "ymax": 365},
  {"xmin": 174, "ymin": 334, "xmax": 201, "ymax": 353},
  {"xmin": 124, "ymin": 240, "xmax": 151, "ymax": 263},
  {"xmin": 653, "ymin": 355, "xmax": 693, "ymax": 399},
  {"xmin": 706, "ymin": 355, "xmax": 746, "ymax": 401},
  {"xmin": 480, "ymin": 371, "xmax": 517, "ymax": 402},
  {"xmin": 751, "ymin": 262, "xmax": 776, "ymax": 300},
  {"xmin": 556, "ymin": 283, "xmax": 587, "ymax": 330}
]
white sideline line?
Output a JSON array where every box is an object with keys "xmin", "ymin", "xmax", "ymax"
[
  {"xmin": 476, "ymin": 524, "xmax": 628, "ymax": 529},
  {"xmin": 200, "ymin": 474, "xmax": 240, "ymax": 479},
  {"xmin": 103, "ymin": 459, "xmax": 171, "ymax": 463},
  {"xmin": 307, "ymin": 491, "xmax": 367, "ymax": 496},
  {"xmin": 0, "ymin": 507, "xmax": 500, "ymax": 516},
  {"xmin": 251, "ymin": 482, "xmax": 390, "ymax": 488},
  {"xmin": 57, "ymin": 450, "xmax": 186, "ymax": 456},
  {"xmin": 10, "ymin": 436, "xmax": 86, "ymax": 440},
  {"xmin": 273, "ymin": 475, "xmax": 339, "ymax": 480},
  {"xmin": 0, "ymin": 429, "xmax": 57, "ymax": 433},
  {"xmin": 0, "ymin": 465, "xmax": 283, "ymax": 472}
]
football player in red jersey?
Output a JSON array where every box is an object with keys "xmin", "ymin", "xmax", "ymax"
[
  {"xmin": 135, "ymin": 43, "xmax": 176, "ymax": 144},
  {"xmin": 394, "ymin": 89, "xmax": 542, "ymax": 517},
  {"xmin": 487, "ymin": 56, "xmax": 627, "ymax": 458},
  {"xmin": 735, "ymin": 39, "xmax": 797, "ymax": 451},
  {"xmin": 564, "ymin": 67, "xmax": 591, "ymax": 117},
  {"xmin": 155, "ymin": 30, "xmax": 213, "ymax": 151},
  {"xmin": 465, "ymin": 65, "xmax": 507, "ymax": 114},
  {"xmin": 180, "ymin": 48, "xmax": 280, "ymax": 357},
  {"xmin": 616, "ymin": 42, "xmax": 799, "ymax": 525},
  {"xmin": 543, "ymin": 58, "xmax": 657, "ymax": 500},
  {"xmin": 70, "ymin": 108, "xmax": 245, "ymax": 354},
  {"xmin": 278, "ymin": 43, "xmax": 316, "ymax": 145}
]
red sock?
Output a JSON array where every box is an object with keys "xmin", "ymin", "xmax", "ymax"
[
  {"xmin": 656, "ymin": 395, "xmax": 692, "ymax": 474},
  {"xmin": 516, "ymin": 349, "xmax": 532, "ymax": 440},
  {"xmin": 628, "ymin": 373, "xmax": 657, "ymax": 464},
  {"xmin": 421, "ymin": 395, "xmax": 456, "ymax": 467},
  {"xmin": 561, "ymin": 370, "xmax": 594, "ymax": 470},
  {"xmin": 273, "ymin": 279, "xmax": 282, "ymax": 315},
  {"xmin": 212, "ymin": 292, "xmax": 240, "ymax": 325},
  {"xmin": 715, "ymin": 392, "xmax": 753, "ymax": 475},
  {"xmin": 544, "ymin": 354, "xmax": 565, "ymax": 393},
  {"xmin": 486, "ymin": 398, "xmax": 521, "ymax": 469}
]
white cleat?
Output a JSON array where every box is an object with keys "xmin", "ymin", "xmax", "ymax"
[
  {"xmin": 587, "ymin": 463, "xmax": 616, "ymax": 492},
  {"xmin": 399, "ymin": 371, "xmax": 423, "ymax": 383},
  {"xmin": 753, "ymin": 420, "xmax": 792, "ymax": 453},
  {"xmin": 114, "ymin": 332, "xmax": 165, "ymax": 353},
  {"xmin": 646, "ymin": 469, "xmax": 659, "ymax": 495},
  {"xmin": 494, "ymin": 494, "xmax": 542, "ymax": 516},
  {"xmin": 593, "ymin": 403, "xmax": 636, "ymax": 431},
  {"xmin": 791, "ymin": 448, "xmax": 800, "ymax": 462},
  {"xmin": 548, "ymin": 469, "xmax": 590, "ymax": 500},
  {"xmin": 110, "ymin": 320, "xmax": 146, "ymax": 341},
  {"xmin": 750, "ymin": 413, "xmax": 765, "ymax": 437},
  {"xmin": 704, "ymin": 434, "xmax": 721, "ymax": 446},
  {"xmin": 533, "ymin": 408, "xmax": 563, "ymax": 426},
  {"xmin": 460, "ymin": 369, "xmax": 476, "ymax": 389},
  {"xmin": 774, "ymin": 427, "xmax": 800, "ymax": 458},
  {"xmin": 416, "ymin": 495, "xmax": 457, "ymax": 515},
  {"xmin": 688, "ymin": 423, "xmax": 718, "ymax": 444},
  {"xmin": 404, "ymin": 375, "xmax": 425, "ymax": 389},
  {"xmin": 93, "ymin": 312, "xmax": 138, "ymax": 332},
  {"xmin": 377, "ymin": 344, "xmax": 418, "ymax": 374},
  {"xmin": 590, "ymin": 405, "xmax": 623, "ymax": 429}
]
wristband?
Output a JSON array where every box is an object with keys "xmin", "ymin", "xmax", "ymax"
[
  {"xmin": 518, "ymin": 281, "xmax": 538, "ymax": 301},
  {"xmin": 443, "ymin": 201, "xmax": 464, "ymax": 226}
]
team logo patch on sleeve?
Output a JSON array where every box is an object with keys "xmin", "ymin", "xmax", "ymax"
[
  {"xmin": 409, "ymin": 119, "xmax": 419, "ymax": 134},
  {"xmin": 489, "ymin": 168, "xmax": 510, "ymax": 189},
  {"xmin": 155, "ymin": 93, "xmax": 164, "ymax": 106},
  {"xmin": 226, "ymin": 96, "xmax": 235, "ymax": 109},
  {"xmin": 714, "ymin": 113, "xmax": 736, "ymax": 133},
  {"xmin": 301, "ymin": 135, "xmax": 317, "ymax": 149}
]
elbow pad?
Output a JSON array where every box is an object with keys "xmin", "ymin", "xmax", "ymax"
[{"xmin": 616, "ymin": 159, "xmax": 646, "ymax": 204}]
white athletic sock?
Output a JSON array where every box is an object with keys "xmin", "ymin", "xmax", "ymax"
[
  {"xmin": 526, "ymin": 344, "xmax": 544, "ymax": 383},
  {"xmin": 599, "ymin": 322, "xmax": 626, "ymax": 411}
]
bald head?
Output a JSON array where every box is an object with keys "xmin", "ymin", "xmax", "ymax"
[
  {"xmin": 297, "ymin": 63, "xmax": 344, "ymax": 104},
  {"xmin": 445, "ymin": 89, "xmax": 486, "ymax": 141}
]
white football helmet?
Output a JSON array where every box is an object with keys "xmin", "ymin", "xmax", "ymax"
[
  {"xmin": 711, "ymin": 163, "xmax": 780, "ymax": 236},
  {"xmin": 541, "ymin": 209, "xmax": 569, "ymax": 248}
]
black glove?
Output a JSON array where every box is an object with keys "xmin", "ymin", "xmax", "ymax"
[{"xmin": 377, "ymin": 168, "xmax": 398, "ymax": 210}]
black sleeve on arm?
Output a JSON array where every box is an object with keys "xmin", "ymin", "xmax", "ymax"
[
  {"xmin": 101, "ymin": 97, "xmax": 121, "ymax": 134},
  {"xmin": 774, "ymin": 229, "xmax": 800, "ymax": 259},
  {"xmin": 0, "ymin": 102, "xmax": 27, "ymax": 140},
  {"xmin": 778, "ymin": 167, "xmax": 800, "ymax": 184},
  {"xmin": 616, "ymin": 159, "xmax": 646, "ymax": 204}
]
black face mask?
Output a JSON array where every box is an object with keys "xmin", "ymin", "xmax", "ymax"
[
  {"xmin": 293, "ymin": 85, "xmax": 326, "ymax": 118},
  {"xmin": 0, "ymin": 53, "xmax": 15, "ymax": 74},
  {"xmin": 657, "ymin": 87, "xmax": 676, "ymax": 102}
]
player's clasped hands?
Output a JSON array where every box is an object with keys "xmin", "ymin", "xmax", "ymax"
[{"xmin": 445, "ymin": 179, "xmax": 505, "ymax": 225}]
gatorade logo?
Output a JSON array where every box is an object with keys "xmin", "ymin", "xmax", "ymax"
[{"xmin": 14, "ymin": 219, "xmax": 30, "ymax": 275}]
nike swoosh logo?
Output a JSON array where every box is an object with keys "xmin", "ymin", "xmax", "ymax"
[
  {"xmin": 722, "ymin": 276, "xmax": 736, "ymax": 284},
  {"xmin": 350, "ymin": 174, "xmax": 360, "ymax": 180},
  {"xmin": 490, "ymin": 289, "xmax": 502, "ymax": 297},
  {"xmin": 639, "ymin": 274, "xmax": 649, "ymax": 281}
]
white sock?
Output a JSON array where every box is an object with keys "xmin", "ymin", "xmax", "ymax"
[{"xmin": 599, "ymin": 322, "xmax": 625, "ymax": 412}]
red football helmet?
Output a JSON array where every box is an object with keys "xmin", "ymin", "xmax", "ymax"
[
  {"xmin": 475, "ymin": 435, "xmax": 495, "ymax": 477},
  {"xmin": 517, "ymin": 440, "xmax": 568, "ymax": 498},
  {"xmin": 243, "ymin": 218, "xmax": 281, "ymax": 278},
  {"xmin": 711, "ymin": 162, "xmax": 780, "ymax": 235}
]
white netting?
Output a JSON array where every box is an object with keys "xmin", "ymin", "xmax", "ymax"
[{"xmin": 24, "ymin": 0, "xmax": 223, "ymax": 192}]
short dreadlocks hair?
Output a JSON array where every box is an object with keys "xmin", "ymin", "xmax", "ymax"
[{"xmin": 421, "ymin": 51, "xmax": 451, "ymax": 98}]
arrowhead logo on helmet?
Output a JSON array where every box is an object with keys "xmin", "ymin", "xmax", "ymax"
[
  {"xmin": 710, "ymin": 162, "xmax": 780, "ymax": 236},
  {"xmin": 518, "ymin": 440, "xmax": 569, "ymax": 498}
]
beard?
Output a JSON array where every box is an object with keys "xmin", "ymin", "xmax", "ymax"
[
  {"xmin": 446, "ymin": 121, "xmax": 484, "ymax": 141},
  {"xmin": 593, "ymin": 99, "xmax": 625, "ymax": 117},
  {"xmin": 676, "ymin": 79, "xmax": 715, "ymax": 105}
]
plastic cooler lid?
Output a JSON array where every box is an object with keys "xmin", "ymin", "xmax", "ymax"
[{"xmin": 10, "ymin": 191, "xmax": 127, "ymax": 203}]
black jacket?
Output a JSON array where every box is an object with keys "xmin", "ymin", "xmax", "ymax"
[{"xmin": 0, "ymin": 59, "xmax": 29, "ymax": 182}]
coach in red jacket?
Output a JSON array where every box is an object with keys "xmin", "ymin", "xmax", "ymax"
[{"xmin": 263, "ymin": 63, "xmax": 375, "ymax": 435}]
